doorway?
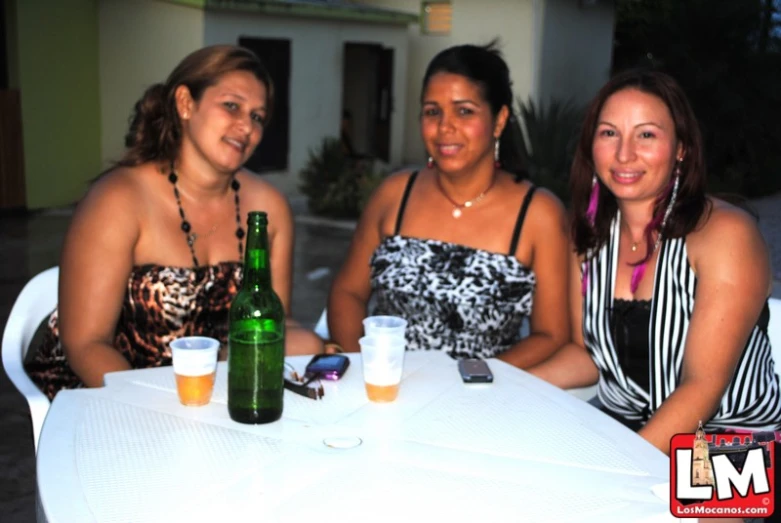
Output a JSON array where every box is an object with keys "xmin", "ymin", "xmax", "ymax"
[
  {"xmin": 341, "ymin": 43, "xmax": 394, "ymax": 163},
  {"xmin": 238, "ymin": 37, "xmax": 291, "ymax": 173}
]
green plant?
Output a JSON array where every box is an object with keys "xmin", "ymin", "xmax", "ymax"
[
  {"xmin": 515, "ymin": 97, "xmax": 584, "ymax": 204},
  {"xmin": 298, "ymin": 137, "xmax": 384, "ymax": 218},
  {"xmin": 358, "ymin": 169, "xmax": 386, "ymax": 212}
]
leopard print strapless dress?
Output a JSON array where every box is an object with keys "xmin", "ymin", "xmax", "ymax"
[
  {"xmin": 369, "ymin": 172, "xmax": 538, "ymax": 359},
  {"xmin": 25, "ymin": 262, "xmax": 242, "ymax": 400}
]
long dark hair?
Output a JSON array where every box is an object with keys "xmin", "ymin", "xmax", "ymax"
[
  {"xmin": 421, "ymin": 41, "xmax": 527, "ymax": 180},
  {"xmin": 571, "ymin": 69, "xmax": 709, "ymax": 257},
  {"xmin": 115, "ymin": 45, "xmax": 273, "ymax": 170}
]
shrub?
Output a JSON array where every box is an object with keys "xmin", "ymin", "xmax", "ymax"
[
  {"xmin": 298, "ymin": 137, "xmax": 384, "ymax": 219},
  {"xmin": 515, "ymin": 97, "xmax": 584, "ymax": 204}
]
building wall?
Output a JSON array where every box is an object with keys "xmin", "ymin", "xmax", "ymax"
[
  {"xmin": 4, "ymin": 0, "xmax": 20, "ymax": 89},
  {"xmin": 355, "ymin": 0, "xmax": 537, "ymax": 165},
  {"xmin": 537, "ymin": 0, "xmax": 614, "ymax": 106},
  {"xmin": 13, "ymin": 0, "xmax": 102, "ymax": 208},
  {"xmin": 98, "ymin": 0, "xmax": 205, "ymax": 167},
  {"xmin": 204, "ymin": 12, "xmax": 409, "ymax": 194}
]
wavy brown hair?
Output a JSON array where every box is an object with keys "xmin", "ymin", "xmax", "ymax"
[
  {"xmin": 114, "ymin": 45, "xmax": 273, "ymax": 170},
  {"xmin": 571, "ymin": 69, "xmax": 709, "ymax": 257}
]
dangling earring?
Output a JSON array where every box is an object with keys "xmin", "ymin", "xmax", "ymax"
[
  {"xmin": 660, "ymin": 169, "xmax": 680, "ymax": 230},
  {"xmin": 427, "ymin": 156, "xmax": 434, "ymax": 169},
  {"xmin": 586, "ymin": 174, "xmax": 599, "ymax": 226},
  {"xmin": 494, "ymin": 139, "xmax": 501, "ymax": 169}
]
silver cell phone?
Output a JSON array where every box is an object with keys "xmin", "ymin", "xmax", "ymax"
[{"xmin": 458, "ymin": 359, "xmax": 494, "ymax": 383}]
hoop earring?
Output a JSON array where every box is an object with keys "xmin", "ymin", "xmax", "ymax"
[
  {"xmin": 427, "ymin": 156, "xmax": 434, "ymax": 169},
  {"xmin": 494, "ymin": 139, "xmax": 501, "ymax": 169}
]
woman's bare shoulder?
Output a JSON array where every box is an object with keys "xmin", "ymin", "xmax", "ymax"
[
  {"xmin": 512, "ymin": 182, "xmax": 568, "ymax": 235},
  {"xmin": 693, "ymin": 197, "xmax": 762, "ymax": 242},
  {"xmin": 376, "ymin": 168, "xmax": 418, "ymax": 197},
  {"xmin": 361, "ymin": 168, "xmax": 420, "ymax": 216},
  {"xmin": 527, "ymin": 184, "xmax": 567, "ymax": 216},
  {"xmin": 64, "ymin": 164, "xmax": 162, "ymax": 253},
  {"xmin": 75, "ymin": 164, "xmax": 157, "ymax": 217},
  {"xmin": 234, "ymin": 169, "xmax": 294, "ymax": 236},
  {"xmin": 688, "ymin": 196, "xmax": 768, "ymax": 265},
  {"xmin": 236, "ymin": 169, "xmax": 289, "ymax": 209}
]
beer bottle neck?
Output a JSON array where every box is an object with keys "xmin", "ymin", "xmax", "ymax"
[{"xmin": 242, "ymin": 220, "xmax": 272, "ymax": 289}]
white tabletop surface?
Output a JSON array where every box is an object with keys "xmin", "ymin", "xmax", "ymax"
[{"xmin": 37, "ymin": 352, "xmax": 679, "ymax": 523}]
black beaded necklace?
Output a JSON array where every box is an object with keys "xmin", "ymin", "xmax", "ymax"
[{"xmin": 168, "ymin": 167, "xmax": 244, "ymax": 267}]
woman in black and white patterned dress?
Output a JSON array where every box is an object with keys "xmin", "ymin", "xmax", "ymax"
[
  {"xmin": 327, "ymin": 43, "xmax": 570, "ymax": 368},
  {"xmin": 530, "ymin": 70, "xmax": 781, "ymax": 456}
]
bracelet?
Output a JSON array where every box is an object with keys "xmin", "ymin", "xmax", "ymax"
[{"xmin": 323, "ymin": 342, "xmax": 344, "ymax": 354}]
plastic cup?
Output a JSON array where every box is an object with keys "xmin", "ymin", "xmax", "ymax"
[
  {"xmin": 362, "ymin": 315, "xmax": 408, "ymax": 340},
  {"xmin": 358, "ymin": 335, "xmax": 405, "ymax": 403},
  {"xmin": 170, "ymin": 336, "xmax": 219, "ymax": 406}
]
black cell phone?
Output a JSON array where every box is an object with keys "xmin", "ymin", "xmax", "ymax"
[
  {"xmin": 305, "ymin": 354, "xmax": 350, "ymax": 381},
  {"xmin": 458, "ymin": 359, "xmax": 494, "ymax": 383}
]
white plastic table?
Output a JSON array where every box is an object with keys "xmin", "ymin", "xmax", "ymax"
[{"xmin": 37, "ymin": 352, "xmax": 677, "ymax": 522}]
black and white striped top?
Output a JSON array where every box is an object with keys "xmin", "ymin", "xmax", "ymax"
[{"xmin": 583, "ymin": 216, "xmax": 781, "ymax": 431}]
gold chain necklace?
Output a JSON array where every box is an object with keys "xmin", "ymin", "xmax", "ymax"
[{"xmin": 435, "ymin": 173, "xmax": 495, "ymax": 218}]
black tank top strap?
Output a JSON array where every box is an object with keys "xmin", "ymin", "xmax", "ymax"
[
  {"xmin": 508, "ymin": 185, "xmax": 537, "ymax": 256},
  {"xmin": 393, "ymin": 170, "xmax": 419, "ymax": 235}
]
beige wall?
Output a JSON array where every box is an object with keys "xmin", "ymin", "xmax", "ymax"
[
  {"xmin": 98, "ymin": 0, "xmax": 205, "ymax": 167},
  {"xmin": 204, "ymin": 12, "xmax": 409, "ymax": 194},
  {"xmin": 356, "ymin": 0, "xmax": 537, "ymax": 165},
  {"xmin": 537, "ymin": 0, "xmax": 614, "ymax": 106}
]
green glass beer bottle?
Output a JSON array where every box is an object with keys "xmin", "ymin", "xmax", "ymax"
[{"xmin": 228, "ymin": 211, "xmax": 285, "ymax": 424}]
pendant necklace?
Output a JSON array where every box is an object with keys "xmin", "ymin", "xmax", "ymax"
[
  {"xmin": 436, "ymin": 173, "xmax": 495, "ymax": 218},
  {"xmin": 168, "ymin": 167, "xmax": 244, "ymax": 267}
]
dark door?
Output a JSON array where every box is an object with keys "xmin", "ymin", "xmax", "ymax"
[
  {"xmin": 238, "ymin": 37, "xmax": 290, "ymax": 173},
  {"xmin": 374, "ymin": 47, "xmax": 394, "ymax": 163}
]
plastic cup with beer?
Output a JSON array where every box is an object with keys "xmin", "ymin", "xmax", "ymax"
[
  {"xmin": 362, "ymin": 315, "xmax": 408, "ymax": 340},
  {"xmin": 170, "ymin": 336, "xmax": 220, "ymax": 406},
  {"xmin": 358, "ymin": 335, "xmax": 405, "ymax": 403}
]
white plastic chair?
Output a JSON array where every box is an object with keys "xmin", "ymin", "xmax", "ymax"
[
  {"xmin": 2, "ymin": 266, "xmax": 58, "ymax": 453},
  {"xmin": 566, "ymin": 383, "xmax": 598, "ymax": 401},
  {"xmin": 313, "ymin": 308, "xmax": 329, "ymax": 340},
  {"xmin": 768, "ymin": 297, "xmax": 781, "ymax": 378}
]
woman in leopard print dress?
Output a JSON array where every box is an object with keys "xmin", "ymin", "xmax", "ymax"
[
  {"xmin": 26, "ymin": 46, "xmax": 322, "ymax": 400},
  {"xmin": 327, "ymin": 43, "xmax": 571, "ymax": 368}
]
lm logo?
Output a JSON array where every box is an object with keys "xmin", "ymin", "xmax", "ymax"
[{"xmin": 670, "ymin": 425, "xmax": 776, "ymax": 519}]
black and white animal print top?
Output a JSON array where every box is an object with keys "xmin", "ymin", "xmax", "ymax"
[
  {"xmin": 370, "ymin": 171, "xmax": 537, "ymax": 359},
  {"xmin": 583, "ymin": 216, "xmax": 781, "ymax": 431}
]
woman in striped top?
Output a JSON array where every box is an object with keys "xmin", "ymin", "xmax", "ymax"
[{"xmin": 531, "ymin": 70, "xmax": 780, "ymax": 455}]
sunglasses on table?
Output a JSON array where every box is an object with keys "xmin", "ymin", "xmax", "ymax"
[{"xmin": 284, "ymin": 362, "xmax": 324, "ymax": 400}]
